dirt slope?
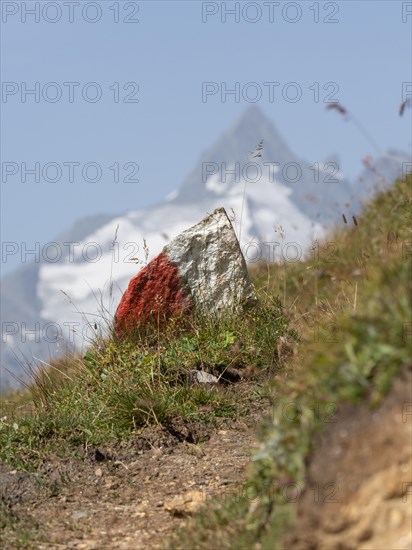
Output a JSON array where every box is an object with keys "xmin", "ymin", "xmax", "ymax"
[{"xmin": 286, "ymin": 365, "xmax": 412, "ymax": 550}]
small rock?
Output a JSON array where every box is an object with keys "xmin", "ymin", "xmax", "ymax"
[
  {"xmin": 389, "ymin": 508, "xmax": 404, "ymax": 528},
  {"xmin": 95, "ymin": 467, "xmax": 103, "ymax": 478},
  {"xmin": 218, "ymin": 479, "xmax": 231, "ymax": 486},
  {"xmin": 195, "ymin": 370, "xmax": 219, "ymax": 384},
  {"xmin": 71, "ymin": 511, "xmax": 88, "ymax": 521},
  {"xmin": 185, "ymin": 443, "xmax": 206, "ymax": 458},
  {"xmin": 164, "ymin": 490, "xmax": 205, "ymax": 516}
]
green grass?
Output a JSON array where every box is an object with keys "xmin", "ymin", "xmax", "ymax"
[
  {"xmin": 0, "ymin": 298, "xmax": 290, "ymax": 470},
  {"xmin": 171, "ymin": 173, "xmax": 412, "ymax": 549}
]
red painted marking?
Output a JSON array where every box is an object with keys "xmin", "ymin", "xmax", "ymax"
[{"xmin": 114, "ymin": 252, "xmax": 192, "ymax": 336}]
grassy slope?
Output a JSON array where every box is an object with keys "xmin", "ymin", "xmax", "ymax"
[
  {"xmin": 0, "ymin": 295, "xmax": 290, "ymax": 469},
  {"xmin": 171, "ymin": 173, "xmax": 412, "ymax": 548},
  {"xmin": 1, "ymin": 174, "xmax": 411, "ymax": 548}
]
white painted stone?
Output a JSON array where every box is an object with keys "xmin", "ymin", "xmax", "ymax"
[
  {"xmin": 195, "ymin": 371, "xmax": 219, "ymax": 384},
  {"xmin": 164, "ymin": 207, "xmax": 257, "ymax": 313}
]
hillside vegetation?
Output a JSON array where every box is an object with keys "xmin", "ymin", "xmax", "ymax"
[
  {"xmin": 172, "ymin": 172, "xmax": 412, "ymax": 548},
  {"xmin": 1, "ymin": 173, "xmax": 411, "ymax": 549}
]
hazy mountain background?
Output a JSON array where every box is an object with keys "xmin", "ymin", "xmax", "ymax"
[{"xmin": 0, "ymin": 106, "xmax": 408, "ymax": 393}]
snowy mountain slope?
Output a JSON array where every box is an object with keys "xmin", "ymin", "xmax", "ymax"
[{"xmin": 175, "ymin": 106, "xmax": 353, "ymax": 224}]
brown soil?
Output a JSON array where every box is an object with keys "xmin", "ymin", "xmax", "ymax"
[{"xmin": 1, "ymin": 396, "xmax": 265, "ymax": 549}]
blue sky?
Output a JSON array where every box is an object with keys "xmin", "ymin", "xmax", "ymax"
[{"xmin": 1, "ymin": 0, "xmax": 411, "ymax": 275}]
